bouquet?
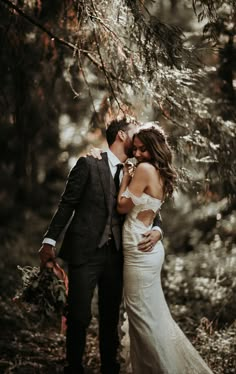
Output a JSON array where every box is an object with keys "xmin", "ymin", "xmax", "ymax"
[{"xmin": 13, "ymin": 261, "xmax": 68, "ymax": 319}]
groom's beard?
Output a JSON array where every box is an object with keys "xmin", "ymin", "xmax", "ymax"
[{"xmin": 125, "ymin": 147, "xmax": 134, "ymax": 158}]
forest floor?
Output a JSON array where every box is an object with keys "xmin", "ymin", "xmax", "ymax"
[
  {"xmin": 0, "ymin": 209, "xmax": 103, "ymax": 373},
  {"xmin": 0, "ymin": 296, "xmax": 102, "ymax": 373},
  {"xmin": 0, "ymin": 208, "xmax": 235, "ymax": 373}
]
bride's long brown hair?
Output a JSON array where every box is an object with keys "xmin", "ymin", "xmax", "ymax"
[{"xmin": 135, "ymin": 123, "xmax": 178, "ymax": 198}]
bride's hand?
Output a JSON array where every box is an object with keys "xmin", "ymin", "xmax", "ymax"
[
  {"xmin": 124, "ymin": 161, "xmax": 136, "ymax": 177},
  {"xmin": 87, "ymin": 147, "xmax": 103, "ymax": 159}
]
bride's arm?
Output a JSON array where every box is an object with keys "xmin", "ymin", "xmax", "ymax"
[
  {"xmin": 117, "ymin": 163, "xmax": 149, "ymax": 214},
  {"xmin": 117, "ymin": 166, "xmax": 133, "ymax": 214}
]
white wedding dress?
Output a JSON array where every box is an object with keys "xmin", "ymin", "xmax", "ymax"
[{"xmin": 121, "ymin": 187, "xmax": 213, "ymax": 374}]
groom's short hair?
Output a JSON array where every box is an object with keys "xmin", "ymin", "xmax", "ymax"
[{"xmin": 106, "ymin": 117, "xmax": 138, "ymax": 146}]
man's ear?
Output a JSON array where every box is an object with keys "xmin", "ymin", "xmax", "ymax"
[{"xmin": 117, "ymin": 130, "xmax": 126, "ymax": 141}]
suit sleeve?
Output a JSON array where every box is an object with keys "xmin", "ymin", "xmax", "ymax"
[
  {"xmin": 43, "ymin": 156, "xmax": 89, "ymax": 241},
  {"xmin": 153, "ymin": 211, "xmax": 163, "ymax": 232}
]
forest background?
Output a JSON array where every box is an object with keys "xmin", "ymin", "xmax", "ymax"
[{"xmin": 0, "ymin": 0, "xmax": 235, "ymax": 373}]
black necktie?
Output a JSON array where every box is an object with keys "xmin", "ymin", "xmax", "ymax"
[{"xmin": 114, "ymin": 164, "xmax": 123, "ymax": 192}]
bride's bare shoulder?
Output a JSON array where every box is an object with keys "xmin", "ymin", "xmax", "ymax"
[{"xmin": 135, "ymin": 162, "xmax": 156, "ymax": 175}]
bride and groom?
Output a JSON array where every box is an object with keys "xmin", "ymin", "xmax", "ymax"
[{"xmin": 39, "ymin": 117, "xmax": 213, "ymax": 373}]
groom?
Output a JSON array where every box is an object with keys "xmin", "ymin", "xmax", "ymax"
[{"xmin": 39, "ymin": 117, "xmax": 162, "ymax": 374}]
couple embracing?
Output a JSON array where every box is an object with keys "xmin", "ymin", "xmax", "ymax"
[{"xmin": 39, "ymin": 117, "xmax": 213, "ymax": 374}]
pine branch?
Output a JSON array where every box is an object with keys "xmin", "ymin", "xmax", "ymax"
[
  {"xmin": 92, "ymin": 27, "xmax": 122, "ymax": 110},
  {"xmin": 0, "ymin": 0, "xmax": 128, "ymax": 84},
  {"xmin": 126, "ymin": 0, "xmax": 193, "ymax": 68},
  {"xmin": 90, "ymin": 0, "xmax": 121, "ymax": 108},
  {"xmin": 77, "ymin": 48, "xmax": 97, "ymax": 113}
]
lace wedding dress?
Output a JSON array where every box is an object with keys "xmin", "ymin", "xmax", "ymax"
[{"xmin": 121, "ymin": 187, "xmax": 213, "ymax": 374}]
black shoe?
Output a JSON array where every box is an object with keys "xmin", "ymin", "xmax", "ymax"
[
  {"xmin": 64, "ymin": 365, "xmax": 84, "ymax": 374},
  {"xmin": 101, "ymin": 362, "xmax": 120, "ymax": 374}
]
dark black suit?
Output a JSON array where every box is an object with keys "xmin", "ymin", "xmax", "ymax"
[
  {"xmin": 45, "ymin": 154, "xmax": 118, "ymax": 264},
  {"xmin": 44, "ymin": 152, "xmax": 160, "ymax": 373}
]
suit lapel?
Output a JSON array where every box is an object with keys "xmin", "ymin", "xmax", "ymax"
[{"xmin": 97, "ymin": 153, "xmax": 111, "ymax": 210}]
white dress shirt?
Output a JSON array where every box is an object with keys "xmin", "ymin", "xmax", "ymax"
[{"xmin": 107, "ymin": 149, "xmax": 124, "ymax": 181}]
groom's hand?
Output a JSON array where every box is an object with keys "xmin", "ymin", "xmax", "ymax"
[
  {"xmin": 138, "ymin": 230, "xmax": 161, "ymax": 252},
  {"xmin": 39, "ymin": 244, "xmax": 56, "ymax": 267}
]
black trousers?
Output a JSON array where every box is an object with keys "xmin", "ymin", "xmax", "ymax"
[{"xmin": 66, "ymin": 240, "xmax": 123, "ymax": 373}]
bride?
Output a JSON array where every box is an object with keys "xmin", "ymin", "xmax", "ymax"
[{"xmin": 117, "ymin": 123, "xmax": 213, "ymax": 374}]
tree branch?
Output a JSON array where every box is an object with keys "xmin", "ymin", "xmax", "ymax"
[
  {"xmin": 90, "ymin": 0, "xmax": 121, "ymax": 110},
  {"xmin": 77, "ymin": 48, "xmax": 97, "ymax": 114},
  {"xmin": 1, "ymin": 0, "xmax": 75, "ymax": 49},
  {"xmin": 0, "ymin": 0, "xmax": 128, "ymax": 85}
]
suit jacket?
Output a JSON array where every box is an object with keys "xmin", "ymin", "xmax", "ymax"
[{"xmin": 44, "ymin": 153, "xmax": 162, "ymax": 265}]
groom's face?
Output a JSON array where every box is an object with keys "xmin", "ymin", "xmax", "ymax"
[{"xmin": 124, "ymin": 124, "xmax": 137, "ymax": 158}]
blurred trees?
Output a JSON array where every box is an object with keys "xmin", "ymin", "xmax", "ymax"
[
  {"xmin": 0, "ymin": 0, "xmax": 235, "ymax": 223},
  {"xmin": 0, "ymin": 3, "xmax": 235, "ymax": 371}
]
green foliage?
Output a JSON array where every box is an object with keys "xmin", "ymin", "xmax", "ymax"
[
  {"xmin": 194, "ymin": 321, "xmax": 236, "ymax": 373},
  {"xmin": 163, "ymin": 242, "xmax": 236, "ymax": 325},
  {"xmin": 0, "ymin": 0, "xmax": 235, "ymax": 206},
  {"xmin": 161, "ymin": 204, "xmax": 236, "ymax": 373}
]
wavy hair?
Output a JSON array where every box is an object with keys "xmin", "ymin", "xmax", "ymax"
[{"xmin": 135, "ymin": 122, "xmax": 178, "ymax": 198}]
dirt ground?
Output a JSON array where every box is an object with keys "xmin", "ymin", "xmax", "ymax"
[{"xmin": 0, "ymin": 295, "xmax": 103, "ymax": 373}]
